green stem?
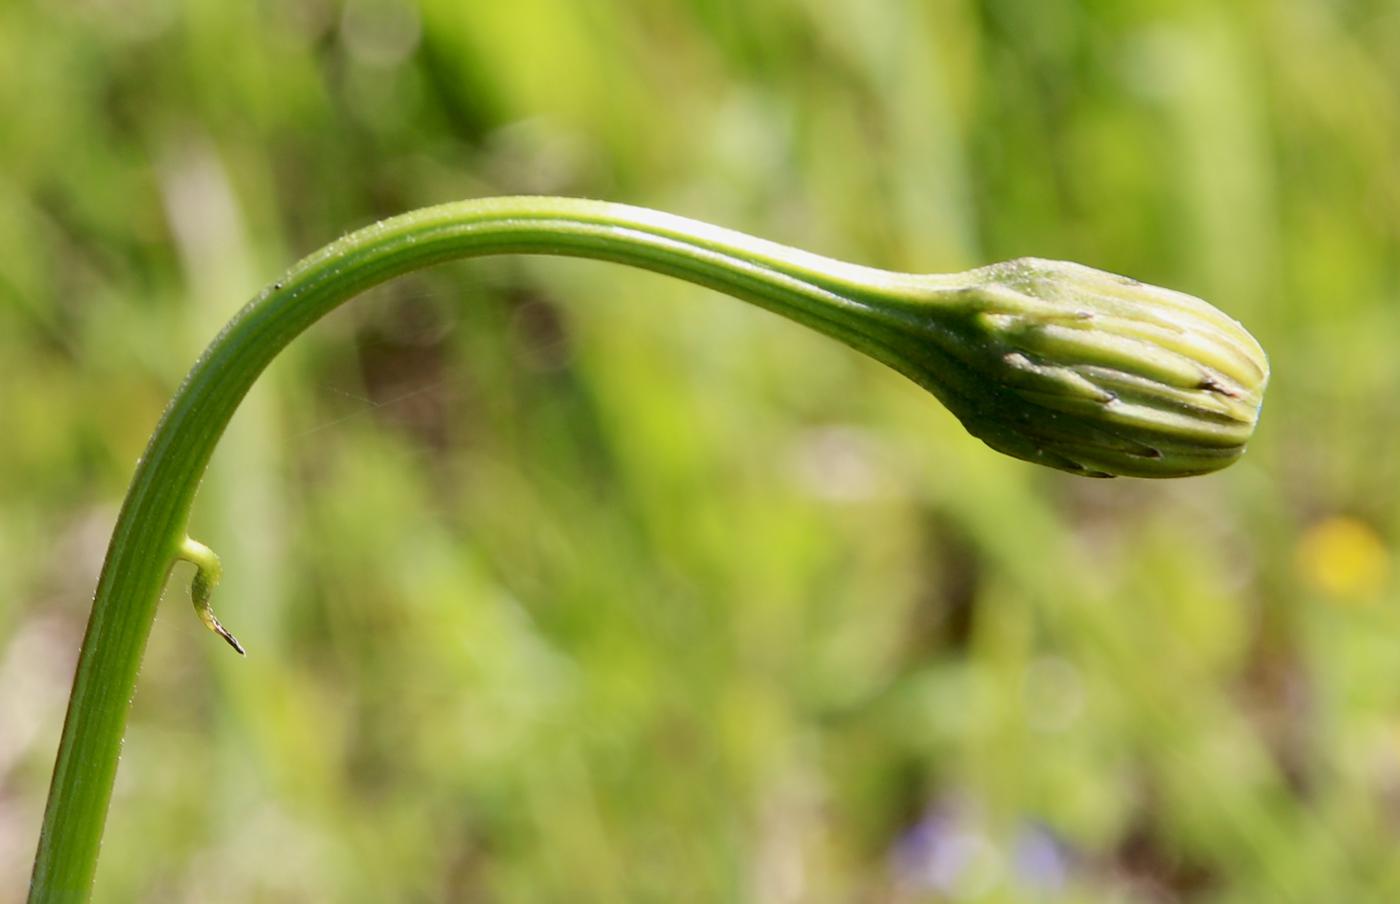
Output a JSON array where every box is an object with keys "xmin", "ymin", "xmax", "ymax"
[
  {"xmin": 27, "ymin": 196, "xmax": 965, "ymax": 902},
  {"xmin": 29, "ymin": 195, "xmax": 1268, "ymax": 901}
]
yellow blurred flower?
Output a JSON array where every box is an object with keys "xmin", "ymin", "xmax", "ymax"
[{"xmin": 1296, "ymin": 516, "xmax": 1391, "ymax": 602}]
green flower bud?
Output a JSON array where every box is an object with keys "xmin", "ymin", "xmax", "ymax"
[{"xmin": 867, "ymin": 258, "xmax": 1269, "ymax": 478}]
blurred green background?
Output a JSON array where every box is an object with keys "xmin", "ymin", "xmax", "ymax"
[{"xmin": 2, "ymin": 0, "xmax": 1398, "ymax": 901}]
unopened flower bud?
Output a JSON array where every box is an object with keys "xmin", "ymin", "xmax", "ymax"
[{"xmin": 870, "ymin": 258, "xmax": 1269, "ymax": 478}]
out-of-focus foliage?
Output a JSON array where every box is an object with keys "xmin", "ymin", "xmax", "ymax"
[{"xmin": 2, "ymin": 1, "xmax": 1398, "ymax": 901}]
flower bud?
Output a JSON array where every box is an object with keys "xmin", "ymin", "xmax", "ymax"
[{"xmin": 890, "ymin": 258, "xmax": 1269, "ymax": 478}]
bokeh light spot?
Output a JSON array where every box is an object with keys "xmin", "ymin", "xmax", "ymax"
[{"xmin": 1296, "ymin": 516, "xmax": 1390, "ymax": 601}]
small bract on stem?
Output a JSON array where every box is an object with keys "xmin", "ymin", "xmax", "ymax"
[
  {"xmin": 178, "ymin": 537, "xmax": 244, "ymax": 656},
  {"xmin": 28, "ymin": 197, "xmax": 1267, "ymax": 903}
]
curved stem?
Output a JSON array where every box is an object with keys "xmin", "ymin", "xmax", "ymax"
[
  {"xmin": 30, "ymin": 194, "xmax": 1270, "ymax": 899},
  {"xmin": 28, "ymin": 197, "xmax": 966, "ymax": 902}
]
